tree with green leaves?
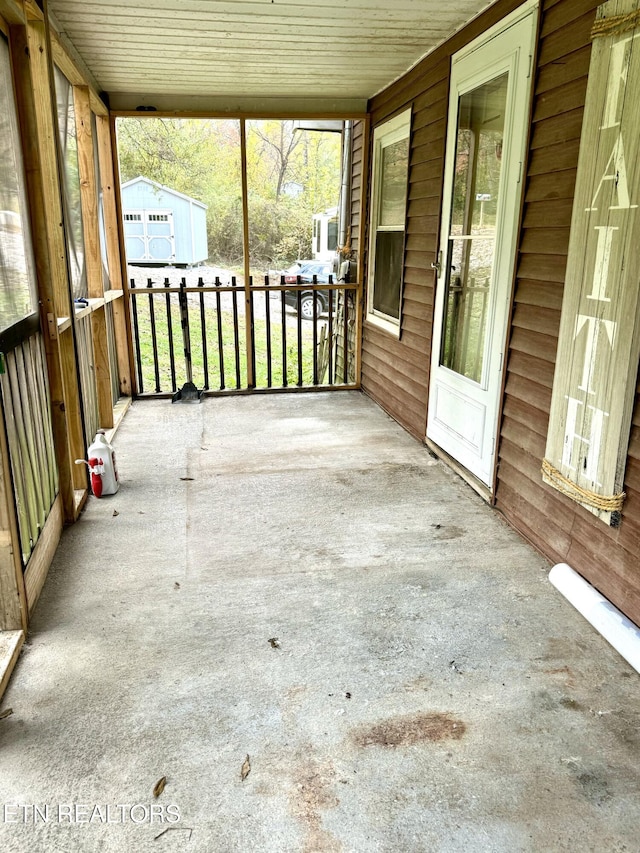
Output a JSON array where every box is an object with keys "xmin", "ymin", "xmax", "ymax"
[{"xmin": 116, "ymin": 117, "xmax": 341, "ymax": 271}]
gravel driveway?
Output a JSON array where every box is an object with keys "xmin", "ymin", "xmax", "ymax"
[{"xmin": 127, "ymin": 264, "xmax": 308, "ymax": 324}]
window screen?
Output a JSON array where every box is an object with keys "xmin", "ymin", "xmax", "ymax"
[
  {"xmin": 54, "ymin": 65, "xmax": 88, "ymax": 299},
  {"xmin": 0, "ymin": 36, "xmax": 38, "ymax": 333}
]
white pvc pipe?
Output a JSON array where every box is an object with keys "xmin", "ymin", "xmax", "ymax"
[{"xmin": 549, "ymin": 563, "xmax": 640, "ymax": 674}]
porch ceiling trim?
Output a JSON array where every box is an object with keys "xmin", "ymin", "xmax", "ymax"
[{"xmin": 107, "ymin": 93, "xmax": 370, "ymax": 116}]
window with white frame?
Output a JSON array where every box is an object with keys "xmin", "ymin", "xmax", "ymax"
[{"xmin": 367, "ymin": 109, "xmax": 411, "ymax": 334}]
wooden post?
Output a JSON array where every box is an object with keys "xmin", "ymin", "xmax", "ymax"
[
  {"xmin": 95, "ymin": 114, "xmax": 132, "ymax": 397},
  {"xmin": 73, "ymin": 85, "xmax": 113, "ymax": 428},
  {"xmin": 0, "ymin": 9, "xmax": 28, "ymax": 634},
  {"xmin": 10, "ymin": 19, "xmax": 78, "ymax": 520},
  {"xmin": 73, "ymin": 87, "xmax": 102, "ymax": 299},
  {"xmin": 240, "ymin": 119, "xmax": 255, "ymax": 388},
  {"xmin": 26, "ymin": 18, "xmax": 86, "ymax": 499},
  {"xmin": 109, "ymin": 113, "xmax": 138, "ymax": 396}
]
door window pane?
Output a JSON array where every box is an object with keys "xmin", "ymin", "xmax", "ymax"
[
  {"xmin": 0, "ymin": 36, "xmax": 37, "ymax": 332},
  {"xmin": 441, "ymin": 74, "xmax": 508, "ymax": 382}
]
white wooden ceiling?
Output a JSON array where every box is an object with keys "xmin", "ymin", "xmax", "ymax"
[{"xmin": 48, "ymin": 0, "xmax": 496, "ymax": 113}]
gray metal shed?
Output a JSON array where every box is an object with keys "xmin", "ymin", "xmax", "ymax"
[{"xmin": 121, "ymin": 176, "xmax": 208, "ymax": 266}]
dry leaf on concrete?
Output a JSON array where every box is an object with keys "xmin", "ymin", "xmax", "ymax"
[
  {"xmin": 240, "ymin": 755, "xmax": 251, "ymax": 781},
  {"xmin": 268, "ymin": 638, "xmax": 280, "ymax": 649},
  {"xmin": 153, "ymin": 776, "xmax": 167, "ymax": 798},
  {"xmin": 0, "ymin": 708, "xmax": 13, "ymax": 720},
  {"xmin": 112, "ymin": 510, "xmax": 119, "ymax": 517}
]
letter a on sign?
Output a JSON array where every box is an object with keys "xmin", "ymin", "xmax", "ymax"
[{"xmin": 543, "ymin": 0, "xmax": 640, "ymax": 524}]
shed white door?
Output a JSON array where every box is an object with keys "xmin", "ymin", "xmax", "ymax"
[
  {"xmin": 144, "ymin": 210, "xmax": 175, "ymax": 261},
  {"xmin": 426, "ymin": 5, "xmax": 537, "ymax": 487},
  {"xmin": 123, "ymin": 209, "xmax": 145, "ymax": 260},
  {"xmin": 123, "ymin": 209, "xmax": 175, "ymax": 261}
]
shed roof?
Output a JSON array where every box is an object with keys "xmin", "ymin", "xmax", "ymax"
[{"xmin": 121, "ymin": 176, "xmax": 208, "ymax": 209}]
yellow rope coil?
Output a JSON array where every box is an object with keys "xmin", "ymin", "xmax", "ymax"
[
  {"xmin": 541, "ymin": 458, "xmax": 626, "ymax": 513},
  {"xmin": 591, "ymin": 9, "xmax": 640, "ymax": 39}
]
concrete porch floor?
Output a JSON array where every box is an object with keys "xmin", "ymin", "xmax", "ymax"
[{"xmin": 0, "ymin": 391, "xmax": 638, "ymax": 852}]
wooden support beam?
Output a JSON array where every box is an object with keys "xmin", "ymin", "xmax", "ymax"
[
  {"xmin": 240, "ymin": 118, "xmax": 255, "ymax": 389},
  {"xmin": 10, "ymin": 20, "xmax": 77, "ymax": 521},
  {"xmin": 95, "ymin": 114, "xmax": 132, "ymax": 397},
  {"xmin": 73, "ymin": 85, "xmax": 113, "ymax": 428},
  {"xmin": 110, "ymin": 98, "xmax": 369, "ymax": 118},
  {"xmin": 0, "ymin": 0, "xmax": 25, "ymax": 26},
  {"xmin": 50, "ymin": 30, "xmax": 107, "ymax": 115},
  {"xmin": 94, "ymin": 117, "xmax": 122, "ymax": 291},
  {"xmin": 50, "ymin": 32, "xmax": 84, "ymax": 85},
  {"xmin": 26, "ymin": 19, "xmax": 87, "ymax": 500},
  {"xmin": 23, "ymin": 0, "xmax": 41, "ymax": 21},
  {"xmin": 0, "ymin": 631, "xmax": 25, "ymax": 702},
  {"xmin": 27, "ymin": 21, "xmax": 71, "ymax": 318},
  {"xmin": 109, "ymin": 296, "xmax": 133, "ymax": 399},
  {"xmin": 91, "ymin": 307, "xmax": 114, "ymax": 428},
  {"xmin": 24, "ymin": 494, "xmax": 62, "ymax": 614},
  {"xmin": 73, "ymin": 87, "xmax": 102, "ymax": 299},
  {"xmin": 58, "ymin": 328, "xmax": 86, "ymax": 492},
  {"xmin": 109, "ymin": 113, "xmax": 138, "ymax": 395}
]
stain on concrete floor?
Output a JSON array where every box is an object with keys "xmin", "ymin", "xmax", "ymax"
[{"xmin": 351, "ymin": 712, "xmax": 466, "ymax": 748}]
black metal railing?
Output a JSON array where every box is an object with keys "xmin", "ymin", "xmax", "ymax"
[{"xmin": 129, "ymin": 274, "xmax": 358, "ymax": 397}]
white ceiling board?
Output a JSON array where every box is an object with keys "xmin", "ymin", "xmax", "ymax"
[{"xmin": 48, "ymin": 0, "xmax": 497, "ymax": 112}]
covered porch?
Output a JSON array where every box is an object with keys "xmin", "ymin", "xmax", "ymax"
[{"xmin": 1, "ymin": 393, "xmax": 638, "ymax": 850}]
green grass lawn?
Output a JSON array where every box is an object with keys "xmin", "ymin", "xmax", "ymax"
[{"xmin": 131, "ymin": 295, "xmax": 326, "ymax": 393}]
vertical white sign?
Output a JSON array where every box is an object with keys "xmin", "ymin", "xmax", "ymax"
[{"xmin": 543, "ymin": 1, "xmax": 640, "ymax": 525}]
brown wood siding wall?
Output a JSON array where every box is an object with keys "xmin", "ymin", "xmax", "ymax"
[
  {"xmin": 360, "ymin": 0, "xmax": 523, "ymax": 440},
  {"xmin": 359, "ymin": 0, "xmax": 640, "ymax": 625},
  {"xmin": 497, "ymin": 0, "xmax": 640, "ymax": 627}
]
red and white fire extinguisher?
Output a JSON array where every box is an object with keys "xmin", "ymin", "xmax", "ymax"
[{"xmin": 75, "ymin": 430, "xmax": 119, "ymax": 497}]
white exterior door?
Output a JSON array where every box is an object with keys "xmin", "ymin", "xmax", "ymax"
[{"xmin": 427, "ymin": 3, "xmax": 537, "ymax": 487}]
